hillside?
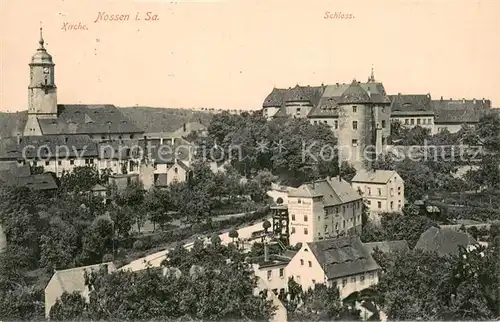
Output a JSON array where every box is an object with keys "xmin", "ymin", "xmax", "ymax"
[
  {"xmin": 120, "ymin": 106, "xmax": 213, "ymax": 133},
  {"xmin": 0, "ymin": 107, "xmax": 214, "ymax": 137}
]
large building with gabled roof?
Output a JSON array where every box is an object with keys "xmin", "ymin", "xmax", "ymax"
[
  {"xmin": 262, "ymin": 70, "xmax": 391, "ymax": 170},
  {"xmin": 22, "ymin": 28, "xmax": 143, "ymax": 140},
  {"xmin": 287, "ymin": 176, "xmax": 364, "ymax": 246}
]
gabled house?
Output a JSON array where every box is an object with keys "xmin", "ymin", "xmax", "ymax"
[
  {"xmin": 288, "ymin": 176, "xmax": 363, "ymax": 246},
  {"xmin": 351, "ymin": 169, "xmax": 404, "ymax": 221},
  {"xmin": 286, "ymin": 236, "xmax": 380, "ymax": 298},
  {"xmin": 415, "ymin": 226, "xmax": 477, "ymax": 257},
  {"xmin": 44, "ymin": 262, "xmax": 116, "ymax": 318}
]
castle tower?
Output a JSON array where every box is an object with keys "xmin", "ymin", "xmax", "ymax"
[
  {"xmin": 337, "ymin": 79, "xmax": 377, "ymax": 171},
  {"xmin": 24, "ymin": 27, "xmax": 58, "ymax": 136}
]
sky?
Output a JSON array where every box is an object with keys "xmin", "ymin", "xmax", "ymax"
[{"xmin": 0, "ymin": 0, "xmax": 499, "ymax": 112}]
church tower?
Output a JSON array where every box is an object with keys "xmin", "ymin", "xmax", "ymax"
[{"xmin": 24, "ymin": 27, "xmax": 57, "ymax": 136}]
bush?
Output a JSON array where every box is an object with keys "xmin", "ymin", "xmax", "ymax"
[
  {"xmin": 133, "ymin": 240, "xmax": 144, "ymax": 250},
  {"xmin": 102, "ymin": 253, "xmax": 114, "ymax": 262}
]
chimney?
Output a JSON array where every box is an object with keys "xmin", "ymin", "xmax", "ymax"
[
  {"xmin": 462, "ymin": 98, "xmax": 465, "ymax": 103},
  {"xmin": 482, "ymin": 98, "xmax": 485, "ymax": 104},
  {"xmin": 183, "ymin": 123, "xmax": 187, "ymax": 132},
  {"xmin": 16, "ymin": 133, "xmax": 21, "ymax": 145},
  {"xmin": 473, "ymin": 98, "xmax": 476, "ymax": 104},
  {"xmin": 171, "ymin": 137, "xmax": 174, "ymax": 145},
  {"xmin": 440, "ymin": 96, "xmax": 443, "ymax": 101},
  {"xmin": 264, "ymin": 242, "xmax": 269, "ymax": 262}
]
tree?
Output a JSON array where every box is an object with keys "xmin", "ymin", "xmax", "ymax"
[
  {"xmin": 39, "ymin": 216, "xmax": 79, "ymax": 272},
  {"xmin": 80, "ymin": 216, "xmax": 114, "ymax": 265},
  {"xmin": 287, "ymin": 283, "xmax": 360, "ymax": 321},
  {"xmin": 262, "ymin": 220, "xmax": 271, "ymax": 233},
  {"xmin": 50, "ymin": 291, "xmax": 88, "ymax": 320},
  {"xmin": 229, "ymin": 229, "xmax": 239, "ymax": 243},
  {"xmin": 59, "ymin": 166, "xmax": 100, "ymax": 193}
]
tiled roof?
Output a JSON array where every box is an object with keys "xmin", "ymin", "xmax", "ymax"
[
  {"xmin": 415, "ymin": 226, "xmax": 477, "ymax": 257},
  {"xmin": 351, "ymin": 169, "xmax": 400, "ymax": 184},
  {"xmin": 434, "ymin": 108, "xmax": 485, "ymax": 124},
  {"xmin": 0, "ymin": 163, "xmax": 31, "ymax": 183},
  {"xmin": 389, "ymin": 94, "xmax": 434, "ymax": 116},
  {"xmin": 38, "ymin": 105, "xmax": 143, "ymax": 135},
  {"xmin": 0, "ymin": 135, "xmax": 98, "ymax": 160},
  {"xmin": 263, "ymin": 88, "xmax": 287, "ymax": 108},
  {"xmin": 307, "ymin": 236, "xmax": 380, "ymax": 280},
  {"xmin": 91, "ymin": 184, "xmax": 107, "ymax": 191},
  {"xmin": 307, "ymin": 97, "xmax": 340, "ymax": 118},
  {"xmin": 289, "ymin": 176, "xmax": 362, "ymax": 206},
  {"xmin": 338, "ymin": 80, "xmax": 373, "ymax": 104},
  {"xmin": 14, "ymin": 173, "xmax": 58, "ymax": 191},
  {"xmin": 150, "ymin": 142, "xmax": 192, "ymax": 165},
  {"xmin": 432, "ymin": 98, "xmax": 491, "ymax": 111},
  {"xmin": 364, "ymin": 240, "xmax": 409, "ymax": 254},
  {"xmin": 262, "ymin": 86, "xmax": 323, "ymax": 108}
]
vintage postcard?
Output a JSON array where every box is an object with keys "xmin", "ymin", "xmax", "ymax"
[{"xmin": 0, "ymin": 0, "xmax": 499, "ymax": 321}]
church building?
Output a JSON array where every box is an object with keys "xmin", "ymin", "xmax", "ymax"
[{"xmin": 23, "ymin": 28, "xmax": 143, "ymax": 141}]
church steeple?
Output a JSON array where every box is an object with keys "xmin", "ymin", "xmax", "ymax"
[
  {"xmin": 368, "ymin": 65, "xmax": 375, "ymax": 83},
  {"xmin": 38, "ymin": 27, "xmax": 45, "ymax": 50},
  {"xmin": 25, "ymin": 27, "xmax": 58, "ymax": 136}
]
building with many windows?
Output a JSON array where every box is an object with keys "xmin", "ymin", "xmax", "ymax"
[
  {"xmin": 263, "ymin": 71, "xmax": 391, "ymax": 170},
  {"xmin": 287, "ymin": 176, "xmax": 363, "ymax": 246},
  {"xmin": 286, "ymin": 236, "xmax": 380, "ymax": 298},
  {"xmin": 351, "ymin": 169, "xmax": 405, "ymax": 221}
]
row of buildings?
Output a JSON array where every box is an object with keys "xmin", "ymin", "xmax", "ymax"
[
  {"xmin": 0, "ymin": 29, "xmax": 214, "ymax": 191},
  {"xmin": 261, "ymin": 70, "xmax": 495, "ymax": 170}
]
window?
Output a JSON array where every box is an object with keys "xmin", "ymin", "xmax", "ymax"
[
  {"xmin": 366, "ymin": 200, "xmax": 371, "ymax": 205},
  {"xmin": 314, "ymin": 120, "xmax": 318, "ymax": 125},
  {"xmin": 325, "ymin": 225, "xmax": 328, "ymax": 232},
  {"xmin": 343, "ymin": 220, "xmax": 346, "ymax": 228},
  {"xmin": 174, "ymin": 167, "xmax": 178, "ymax": 174},
  {"xmin": 296, "ymin": 275, "xmax": 301, "ymax": 283},
  {"xmin": 304, "ymin": 215, "xmax": 308, "ymax": 222},
  {"xmin": 369, "ymin": 272, "xmax": 375, "ymax": 279},
  {"xmin": 351, "ymin": 276, "xmax": 356, "ymax": 283},
  {"xmin": 300, "ymin": 259, "xmax": 304, "ymax": 266},
  {"xmin": 291, "ymin": 214, "xmax": 296, "ymax": 221},
  {"xmin": 45, "ymin": 161, "xmax": 50, "ymax": 166},
  {"xmin": 130, "ymin": 134, "xmax": 134, "ymax": 139},
  {"xmin": 304, "ymin": 228, "xmax": 308, "ymax": 235},
  {"xmin": 342, "ymin": 278, "xmax": 347, "ymax": 287},
  {"xmin": 58, "ymin": 160, "xmax": 62, "ymax": 166},
  {"xmin": 382, "ymin": 120, "xmax": 386, "ymax": 128},
  {"xmin": 279, "ymin": 268, "xmax": 284, "ymax": 278},
  {"xmin": 304, "ymin": 248, "xmax": 309, "ymax": 252},
  {"xmin": 378, "ymin": 201, "xmax": 382, "ymax": 209},
  {"xmin": 410, "ymin": 119, "xmax": 415, "ymax": 125},
  {"xmin": 405, "ymin": 119, "xmax": 409, "ymax": 125},
  {"xmin": 70, "ymin": 159, "xmax": 75, "ymax": 165},
  {"xmin": 312, "ymin": 279, "xmax": 316, "ymax": 284},
  {"xmin": 423, "ymin": 118, "xmax": 427, "ymax": 124},
  {"xmin": 417, "ymin": 118, "xmax": 421, "ymax": 125},
  {"xmin": 334, "ymin": 120, "xmax": 338, "ymax": 129},
  {"xmin": 352, "ymin": 121, "xmax": 358, "ymax": 130},
  {"xmin": 308, "ymin": 261, "xmax": 312, "ymax": 267},
  {"xmin": 267, "ymin": 270, "xmax": 272, "ymax": 280},
  {"xmin": 378, "ymin": 188, "xmax": 382, "ymax": 196},
  {"xmin": 352, "ymin": 139, "xmax": 358, "ymax": 147},
  {"xmin": 291, "ymin": 227, "xmax": 296, "ymax": 234},
  {"xmin": 323, "ymin": 120, "xmax": 327, "ymax": 124},
  {"xmin": 298, "ymin": 199, "xmax": 301, "ymax": 204},
  {"xmin": 390, "ymin": 201, "xmax": 394, "ymax": 209},
  {"xmin": 390, "ymin": 188, "xmax": 394, "ymax": 196},
  {"xmin": 367, "ymin": 187, "xmax": 371, "ymax": 195},
  {"xmin": 360, "ymin": 275, "xmax": 365, "ymax": 285},
  {"xmin": 428, "ymin": 118, "xmax": 432, "ymax": 124},
  {"xmin": 352, "ymin": 106, "xmax": 357, "ymax": 113}
]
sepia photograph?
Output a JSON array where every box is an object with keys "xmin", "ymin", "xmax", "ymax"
[{"xmin": 0, "ymin": 0, "xmax": 499, "ymax": 321}]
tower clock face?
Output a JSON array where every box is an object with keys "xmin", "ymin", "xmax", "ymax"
[{"xmin": 43, "ymin": 67, "xmax": 49, "ymax": 74}]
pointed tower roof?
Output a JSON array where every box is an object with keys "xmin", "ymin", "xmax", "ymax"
[
  {"xmin": 31, "ymin": 27, "xmax": 53, "ymax": 65},
  {"xmin": 338, "ymin": 79, "xmax": 372, "ymax": 104},
  {"xmin": 368, "ymin": 65, "xmax": 375, "ymax": 83}
]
